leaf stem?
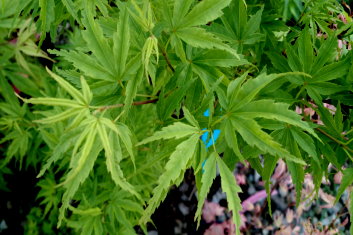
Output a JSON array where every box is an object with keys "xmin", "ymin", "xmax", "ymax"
[
  {"xmin": 211, "ymin": 114, "xmax": 229, "ymax": 127},
  {"xmin": 295, "ymin": 85, "xmax": 306, "ymax": 99},
  {"xmin": 158, "ymin": 43, "xmax": 175, "ymax": 72},
  {"xmin": 317, "ymin": 128, "xmax": 353, "ymax": 154},
  {"xmin": 276, "ymin": 71, "xmax": 312, "ymax": 79},
  {"xmin": 94, "ymin": 98, "xmax": 158, "ymax": 112}
]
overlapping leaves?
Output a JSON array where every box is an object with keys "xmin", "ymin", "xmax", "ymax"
[
  {"xmin": 2, "ymin": 0, "xmax": 353, "ymax": 234},
  {"xmin": 22, "ymin": 69, "xmax": 139, "ymax": 226},
  {"xmin": 138, "ymin": 109, "xmax": 244, "ymax": 234},
  {"xmin": 167, "ymin": 0, "xmax": 240, "ymax": 58},
  {"xmin": 267, "ymin": 27, "xmax": 351, "ymax": 103},
  {"xmin": 138, "ymin": 120, "xmax": 200, "ymax": 223},
  {"xmin": 223, "ymin": 72, "xmax": 318, "ymax": 165}
]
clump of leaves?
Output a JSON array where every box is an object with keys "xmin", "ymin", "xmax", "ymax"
[{"xmin": 1, "ymin": 0, "xmax": 353, "ymax": 234}]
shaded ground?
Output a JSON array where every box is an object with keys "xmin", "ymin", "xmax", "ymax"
[
  {"xmin": 149, "ymin": 162, "xmax": 351, "ymax": 235},
  {"xmin": 0, "ymin": 160, "xmax": 351, "ymax": 235}
]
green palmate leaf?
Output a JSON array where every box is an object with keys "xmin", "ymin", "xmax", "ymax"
[
  {"xmin": 82, "ymin": 6, "xmax": 116, "ymax": 76},
  {"xmin": 227, "ymin": 72, "xmax": 248, "ymax": 106},
  {"xmin": 113, "ymin": 3, "xmax": 130, "ymax": 78},
  {"xmin": 3, "ymin": 0, "xmax": 353, "ymax": 232},
  {"xmin": 71, "ymin": 127, "xmax": 92, "ymax": 160},
  {"xmin": 311, "ymin": 35, "xmax": 337, "ymax": 74},
  {"xmin": 286, "ymin": 45, "xmax": 302, "ymax": 72},
  {"xmin": 215, "ymin": 86, "xmax": 228, "ymax": 109},
  {"xmin": 58, "ymin": 125, "xmax": 100, "ymax": 227},
  {"xmin": 290, "ymin": 128, "xmax": 322, "ymax": 190},
  {"xmin": 175, "ymin": 27, "xmax": 239, "ymax": 58},
  {"xmin": 170, "ymin": 33, "xmax": 187, "ymax": 62},
  {"xmin": 334, "ymin": 102, "xmax": 343, "ymax": 132},
  {"xmin": 234, "ymin": 100, "xmax": 317, "ymax": 138},
  {"xmin": 287, "ymin": 162, "xmax": 304, "ymax": 206},
  {"xmin": 97, "ymin": 122, "xmax": 140, "ymax": 199},
  {"xmin": 141, "ymin": 35, "xmax": 159, "ymax": 82},
  {"xmin": 297, "ymin": 26, "xmax": 313, "ymax": 73},
  {"xmin": 191, "ymin": 64, "xmax": 224, "ymax": 92},
  {"xmin": 49, "ymin": 49, "xmax": 115, "ymax": 81},
  {"xmin": 116, "ymin": 198, "xmax": 144, "ymax": 214},
  {"xmin": 66, "ymin": 208, "xmax": 104, "ymax": 234},
  {"xmin": 138, "ymin": 122, "xmax": 199, "ymax": 145},
  {"xmin": 115, "ymin": 123, "xmax": 135, "ymax": 166},
  {"xmin": 232, "ymin": 0, "xmax": 247, "ymax": 38},
  {"xmin": 80, "ymin": 76, "xmax": 93, "ymax": 104},
  {"xmin": 182, "ymin": 106, "xmax": 199, "ymax": 128},
  {"xmin": 311, "ymin": 59, "xmax": 350, "ymax": 83},
  {"xmin": 46, "ymin": 68, "xmax": 86, "ymax": 104},
  {"xmin": 5, "ymin": 72, "xmax": 41, "ymax": 98},
  {"xmin": 230, "ymin": 116, "xmax": 305, "ymax": 165},
  {"xmin": 247, "ymin": 157, "xmax": 263, "ymax": 176},
  {"xmin": 140, "ymin": 134, "xmax": 199, "ymax": 224},
  {"xmin": 158, "ymin": 70, "xmax": 194, "ymax": 120},
  {"xmin": 107, "ymin": 205, "xmax": 135, "ymax": 234},
  {"xmin": 121, "ymin": 53, "xmax": 142, "ymax": 81},
  {"xmin": 177, "ymin": 0, "xmax": 232, "ymax": 28},
  {"xmin": 276, "ymin": 129, "xmax": 304, "ymax": 207},
  {"xmin": 128, "ymin": 0, "xmax": 155, "ymax": 32},
  {"xmin": 195, "ymin": 152, "xmax": 217, "ymax": 226},
  {"xmin": 37, "ymin": 128, "xmax": 83, "ymax": 178},
  {"xmin": 97, "ymin": 121, "xmax": 113, "ymax": 157},
  {"xmin": 99, "ymin": 118, "xmax": 135, "ymax": 164},
  {"xmin": 24, "ymin": 97, "xmax": 82, "ymax": 108},
  {"xmin": 290, "ymin": 128, "xmax": 317, "ymax": 159},
  {"xmin": 38, "ymin": 0, "xmax": 55, "ymax": 45},
  {"xmin": 335, "ymin": 168, "xmax": 353, "ymax": 204},
  {"xmin": 61, "ymin": 0, "xmax": 80, "ymax": 23},
  {"xmin": 0, "ymin": 18, "xmax": 26, "ymax": 28},
  {"xmin": 242, "ymin": 6, "xmax": 263, "ymax": 41},
  {"xmin": 193, "ymin": 50, "xmax": 248, "ymax": 67},
  {"xmin": 106, "ymin": 160, "xmax": 141, "ymax": 199},
  {"xmin": 306, "ymin": 86, "xmax": 322, "ymax": 104},
  {"xmin": 172, "ymin": 0, "xmax": 193, "ymax": 27},
  {"xmin": 317, "ymin": 105, "xmax": 342, "ymax": 138},
  {"xmin": 263, "ymin": 155, "xmax": 279, "ymax": 216},
  {"xmin": 217, "ymin": 156, "xmax": 242, "ymax": 235},
  {"xmin": 228, "ymin": 73, "xmax": 277, "ymax": 111},
  {"xmin": 0, "ymin": 78, "xmax": 20, "ymax": 107},
  {"xmin": 311, "ymin": 157, "xmax": 323, "ymax": 196},
  {"xmin": 1, "ymin": 129, "xmax": 30, "ymax": 166},
  {"xmin": 65, "ymin": 109, "xmax": 90, "ymax": 131},
  {"xmin": 19, "ymin": 41, "xmax": 54, "ymax": 61},
  {"xmin": 122, "ymin": 68, "xmax": 143, "ymax": 119},
  {"xmin": 224, "ymin": 120, "xmax": 245, "ymax": 162},
  {"xmin": 89, "ymin": 216, "xmax": 104, "ymax": 234},
  {"xmin": 69, "ymin": 121, "xmax": 97, "ymax": 174},
  {"xmin": 266, "ymin": 52, "xmax": 291, "ymax": 72},
  {"xmin": 348, "ymin": 192, "xmax": 353, "ymax": 234},
  {"xmin": 319, "ymin": 141, "xmax": 340, "ymax": 168},
  {"xmin": 34, "ymin": 108, "xmax": 83, "ymax": 124},
  {"xmin": 69, "ymin": 206, "xmax": 102, "ymax": 216}
]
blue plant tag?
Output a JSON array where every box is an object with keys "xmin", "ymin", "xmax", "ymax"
[{"xmin": 201, "ymin": 109, "xmax": 221, "ymax": 173}]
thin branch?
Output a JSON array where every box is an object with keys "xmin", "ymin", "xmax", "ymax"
[
  {"xmin": 96, "ymin": 98, "xmax": 158, "ymax": 112},
  {"xmin": 158, "ymin": 44, "xmax": 175, "ymax": 72},
  {"xmin": 317, "ymin": 128, "xmax": 353, "ymax": 154}
]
